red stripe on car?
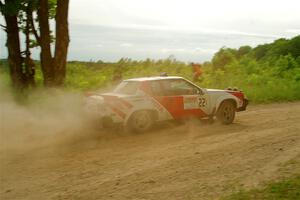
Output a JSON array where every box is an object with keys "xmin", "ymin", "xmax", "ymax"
[
  {"xmin": 102, "ymin": 95, "xmax": 132, "ymax": 109},
  {"xmin": 118, "ymin": 99, "xmax": 133, "ymax": 108},
  {"xmin": 107, "ymin": 104, "xmax": 126, "ymax": 119}
]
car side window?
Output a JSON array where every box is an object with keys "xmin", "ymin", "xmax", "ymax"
[
  {"xmin": 161, "ymin": 79, "xmax": 199, "ymax": 95},
  {"xmin": 150, "ymin": 81, "xmax": 164, "ymax": 96}
]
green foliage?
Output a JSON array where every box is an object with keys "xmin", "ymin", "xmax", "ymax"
[
  {"xmin": 252, "ymin": 44, "xmax": 267, "ymax": 60},
  {"xmin": 1, "ymin": 35, "xmax": 300, "ymax": 103},
  {"xmin": 1, "ymin": 0, "xmax": 57, "ymax": 48},
  {"xmin": 250, "ymin": 36, "xmax": 300, "ymax": 62},
  {"xmin": 63, "ymin": 58, "xmax": 188, "ymax": 91},
  {"xmin": 222, "ymin": 175, "xmax": 300, "ymax": 200},
  {"xmin": 65, "ymin": 62, "xmax": 110, "ymax": 90},
  {"xmin": 62, "ymin": 44, "xmax": 300, "ymax": 103},
  {"xmin": 212, "ymin": 47, "xmax": 237, "ymax": 69},
  {"xmin": 0, "ymin": 59, "xmax": 10, "ymax": 88},
  {"xmin": 0, "ymin": 0, "xmax": 22, "ymax": 16},
  {"xmin": 206, "ymin": 35, "xmax": 300, "ymax": 102},
  {"xmin": 48, "ymin": 0, "xmax": 57, "ymax": 18},
  {"xmin": 237, "ymin": 46, "xmax": 252, "ymax": 59}
]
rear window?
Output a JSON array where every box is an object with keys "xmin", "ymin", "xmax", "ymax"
[{"xmin": 113, "ymin": 81, "xmax": 140, "ymax": 95}]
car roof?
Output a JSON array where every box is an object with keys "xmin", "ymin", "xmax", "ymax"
[{"xmin": 124, "ymin": 76, "xmax": 184, "ymax": 82}]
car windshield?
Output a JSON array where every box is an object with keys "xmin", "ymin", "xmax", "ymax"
[{"xmin": 113, "ymin": 81, "xmax": 140, "ymax": 95}]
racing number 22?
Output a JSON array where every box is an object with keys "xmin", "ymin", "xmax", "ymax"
[{"xmin": 198, "ymin": 97, "xmax": 206, "ymax": 107}]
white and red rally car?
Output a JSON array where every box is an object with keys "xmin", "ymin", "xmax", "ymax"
[{"xmin": 85, "ymin": 76, "xmax": 248, "ymax": 132}]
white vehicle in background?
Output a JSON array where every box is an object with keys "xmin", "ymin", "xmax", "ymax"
[{"xmin": 85, "ymin": 76, "xmax": 248, "ymax": 132}]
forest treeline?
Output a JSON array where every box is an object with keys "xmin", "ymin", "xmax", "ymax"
[{"xmin": 1, "ymin": 35, "xmax": 300, "ymax": 102}]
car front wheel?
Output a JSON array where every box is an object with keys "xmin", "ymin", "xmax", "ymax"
[{"xmin": 216, "ymin": 101, "xmax": 236, "ymax": 124}]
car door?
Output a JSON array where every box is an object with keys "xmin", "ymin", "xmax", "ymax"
[
  {"xmin": 149, "ymin": 80, "xmax": 183, "ymax": 119},
  {"xmin": 150, "ymin": 79, "xmax": 209, "ymax": 119},
  {"xmin": 182, "ymin": 87, "xmax": 210, "ymax": 117},
  {"xmin": 169, "ymin": 79, "xmax": 209, "ymax": 118}
]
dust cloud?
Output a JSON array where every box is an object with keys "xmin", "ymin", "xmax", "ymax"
[
  {"xmin": 0, "ymin": 85, "xmax": 104, "ymax": 151},
  {"xmin": 0, "ymin": 82, "xmax": 210, "ymax": 152}
]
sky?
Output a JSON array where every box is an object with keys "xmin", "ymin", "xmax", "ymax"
[{"xmin": 1, "ymin": 0, "xmax": 300, "ymax": 62}]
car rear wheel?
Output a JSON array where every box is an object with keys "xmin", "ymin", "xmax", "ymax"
[
  {"xmin": 128, "ymin": 110, "xmax": 154, "ymax": 132},
  {"xmin": 216, "ymin": 101, "xmax": 236, "ymax": 124}
]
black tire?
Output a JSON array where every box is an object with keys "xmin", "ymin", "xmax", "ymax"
[
  {"xmin": 128, "ymin": 110, "xmax": 154, "ymax": 132},
  {"xmin": 216, "ymin": 101, "xmax": 236, "ymax": 124}
]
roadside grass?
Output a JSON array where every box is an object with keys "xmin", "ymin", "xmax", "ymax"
[
  {"xmin": 222, "ymin": 175, "xmax": 300, "ymax": 200},
  {"xmin": 222, "ymin": 156, "xmax": 300, "ymax": 200},
  {"xmin": 1, "ymin": 58, "xmax": 300, "ymax": 103},
  {"xmin": 63, "ymin": 60, "xmax": 300, "ymax": 103}
]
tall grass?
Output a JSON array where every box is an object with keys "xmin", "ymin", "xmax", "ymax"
[
  {"xmin": 64, "ymin": 57, "xmax": 300, "ymax": 103},
  {"xmin": 222, "ymin": 175, "xmax": 300, "ymax": 200},
  {"xmin": 1, "ymin": 55, "xmax": 300, "ymax": 103}
]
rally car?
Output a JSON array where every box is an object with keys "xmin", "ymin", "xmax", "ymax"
[{"xmin": 85, "ymin": 76, "xmax": 248, "ymax": 132}]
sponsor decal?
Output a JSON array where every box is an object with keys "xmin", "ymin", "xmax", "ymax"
[{"xmin": 198, "ymin": 97, "xmax": 207, "ymax": 108}]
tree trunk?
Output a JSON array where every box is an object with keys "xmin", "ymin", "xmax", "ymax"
[
  {"xmin": 37, "ymin": 0, "xmax": 54, "ymax": 87},
  {"xmin": 24, "ymin": 5, "xmax": 36, "ymax": 87},
  {"xmin": 53, "ymin": 0, "xmax": 70, "ymax": 86},
  {"xmin": 4, "ymin": 13, "xmax": 26, "ymax": 90}
]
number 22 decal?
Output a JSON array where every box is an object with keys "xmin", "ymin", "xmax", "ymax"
[{"xmin": 198, "ymin": 97, "xmax": 206, "ymax": 107}]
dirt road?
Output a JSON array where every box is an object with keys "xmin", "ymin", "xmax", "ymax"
[{"xmin": 1, "ymin": 102, "xmax": 300, "ymax": 200}]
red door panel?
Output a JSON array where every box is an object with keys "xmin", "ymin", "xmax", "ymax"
[{"xmin": 155, "ymin": 96, "xmax": 184, "ymax": 119}]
